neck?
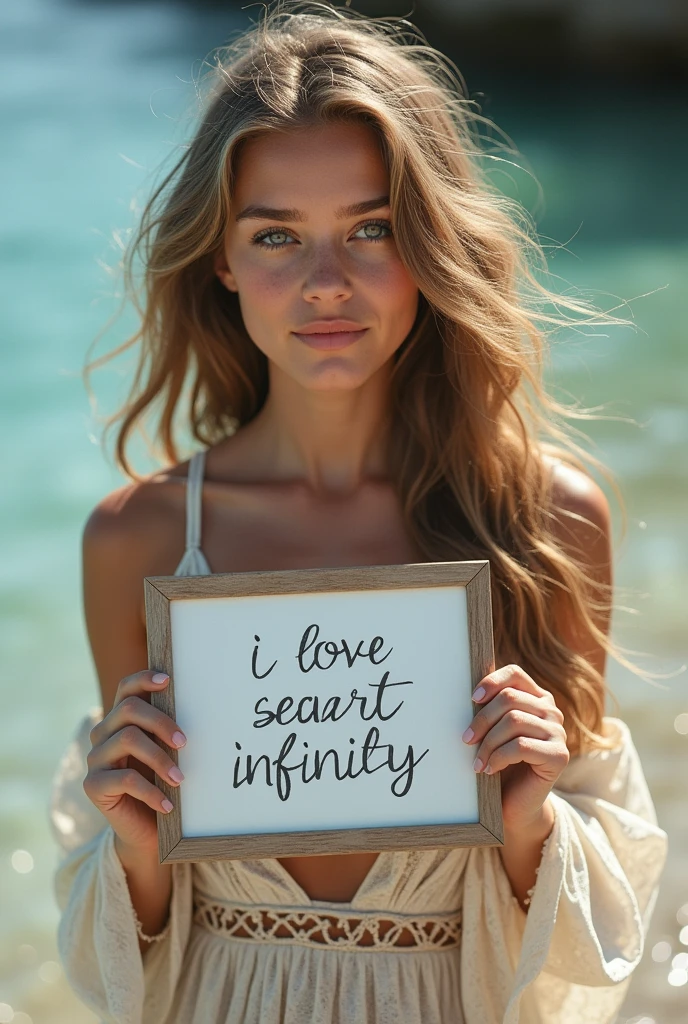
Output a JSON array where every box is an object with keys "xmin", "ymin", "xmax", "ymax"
[{"xmin": 247, "ymin": 361, "xmax": 393, "ymax": 494}]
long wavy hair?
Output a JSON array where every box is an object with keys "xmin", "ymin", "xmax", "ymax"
[{"xmin": 86, "ymin": 2, "xmax": 637, "ymax": 755}]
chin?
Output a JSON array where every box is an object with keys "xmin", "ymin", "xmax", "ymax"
[{"xmin": 298, "ymin": 360, "xmax": 378, "ymax": 392}]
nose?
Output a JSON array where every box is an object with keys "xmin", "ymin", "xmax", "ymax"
[{"xmin": 302, "ymin": 246, "xmax": 353, "ymax": 304}]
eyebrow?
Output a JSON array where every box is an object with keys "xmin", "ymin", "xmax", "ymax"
[{"xmin": 235, "ymin": 195, "xmax": 390, "ymax": 223}]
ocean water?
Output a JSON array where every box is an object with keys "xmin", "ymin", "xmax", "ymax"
[{"xmin": 0, "ymin": 2, "xmax": 686, "ymax": 1022}]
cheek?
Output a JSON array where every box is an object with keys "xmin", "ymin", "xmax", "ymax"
[
  {"xmin": 364, "ymin": 258, "xmax": 419, "ymax": 334},
  {"xmin": 233, "ymin": 262, "xmax": 295, "ymax": 334},
  {"xmin": 240, "ymin": 262, "xmax": 294, "ymax": 303}
]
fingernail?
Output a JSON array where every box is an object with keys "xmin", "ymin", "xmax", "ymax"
[
  {"xmin": 161, "ymin": 799, "xmax": 174, "ymax": 813},
  {"xmin": 462, "ymin": 727, "xmax": 474, "ymax": 743},
  {"xmin": 171, "ymin": 731, "xmax": 187, "ymax": 748},
  {"xmin": 152, "ymin": 673, "xmax": 169, "ymax": 685},
  {"xmin": 472, "ymin": 686, "xmax": 486, "ymax": 701},
  {"xmin": 472, "ymin": 757, "xmax": 483, "ymax": 773},
  {"xmin": 484, "ymin": 764, "xmax": 494, "ymax": 775},
  {"xmin": 168, "ymin": 766, "xmax": 184, "ymax": 783}
]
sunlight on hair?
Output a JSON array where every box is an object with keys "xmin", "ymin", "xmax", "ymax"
[{"xmin": 81, "ymin": 1, "xmax": 663, "ymax": 756}]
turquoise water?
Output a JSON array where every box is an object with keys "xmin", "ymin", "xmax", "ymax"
[{"xmin": 1, "ymin": 2, "xmax": 686, "ymax": 1022}]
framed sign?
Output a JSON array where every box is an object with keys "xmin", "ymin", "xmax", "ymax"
[{"xmin": 144, "ymin": 561, "xmax": 502, "ymax": 864}]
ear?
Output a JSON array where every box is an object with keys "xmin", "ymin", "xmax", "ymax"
[{"xmin": 214, "ymin": 246, "xmax": 238, "ymax": 293}]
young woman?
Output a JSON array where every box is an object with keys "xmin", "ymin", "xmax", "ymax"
[{"xmin": 50, "ymin": 5, "xmax": 667, "ymax": 1023}]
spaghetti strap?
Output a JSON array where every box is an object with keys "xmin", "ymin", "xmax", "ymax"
[
  {"xmin": 185, "ymin": 449, "xmax": 206, "ymax": 550},
  {"xmin": 173, "ymin": 449, "xmax": 212, "ymax": 577}
]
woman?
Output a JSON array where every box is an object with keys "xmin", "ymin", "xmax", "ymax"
[{"xmin": 50, "ymin": 5, "xmax": 667, "ymax": 1023}]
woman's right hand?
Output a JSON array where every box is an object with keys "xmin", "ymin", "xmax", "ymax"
[{"xmin": 83, "ymin": 670, "xmax": 186, "ymax": 855}]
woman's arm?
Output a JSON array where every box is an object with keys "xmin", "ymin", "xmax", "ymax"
[
  {"xmin": 459, "ymin": 463, "xmax": 667, "ymax": 1022},
  {"xmin": 82, "ymin": 483, "xmax": 180, "ymax": 950},
  {"xmin": 507, "ymin": 462, "xmax": 613, "ymax": 906},
  {"xmin": 463, "ymin": 461, "xmax": 613, "ymax": 909},
  {"xmin": 50, "ymin": 481, "xmax": 194, "ymax": 1023}
]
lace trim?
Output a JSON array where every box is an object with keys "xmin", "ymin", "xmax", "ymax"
[
  {"xmin": 522, "ymin": 824, "xmax": 556, "ymax": 908},
  {"xmin": 192, "ymin": 893, "xmax": 462, "ymax": 952},
  {"xmin": 134, "ymin": 909, "xmax": 172, "ymax": 944}
]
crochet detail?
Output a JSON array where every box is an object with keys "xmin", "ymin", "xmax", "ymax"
[
  {"xmin": 523, "ymin": 828, "xmax": 554, "ymax": 908},
  {"xmin": 134, "ymin": 909, "xmax": 173, "ymax": 944},
  {"xmin": 193, "ymin": 892, "xmax": 462, "ymax": 952}
]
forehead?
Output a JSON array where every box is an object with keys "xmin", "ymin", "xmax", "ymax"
[{"xmin": 231, "ymin": 121, "xmax": 389, "ymax": 211}]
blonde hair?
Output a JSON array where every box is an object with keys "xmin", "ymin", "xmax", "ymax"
[{"xmin": 87, "ymin": 1, "xmax": 637, "ymax": 755}]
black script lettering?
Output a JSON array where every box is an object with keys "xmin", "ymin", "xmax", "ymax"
[
  {"xmin": 390, "ymin": 745, "xmax": 429, "ymax": 798},
  {"xmin": 296, "ymin": 624, "xmax": 394, "ymax": 673},
  {"xmin": 275, "ymin": 696, "xmax": 295, "ymax": 724},
  {"xmin": 251, "ymin": 634, "xmax": 277, "ymax": 680},
  {"xmin": 253, "ymin": 675, "xmax": 413, "ymax": 730},
  {"xmin": 338, "ymin": 637, "xmax": 370, "ymax": 669},
  {"xmin": 320, "ymin": 641, "xmax": 340, "ymax": 670},
  {"xmin": 297, "ymin": 624, "xmax": 320, "ymax": 673},
  {"xmin": 360, "ymin": 726, "xmax": 392, "ymax": 775},
  {"xmin": 364, "ymin": 673, "xmax": 412, "ymax": 722},
  {"xmin": 295, "ymin": 694, "xmax": 317, "ymax": 724},
  {"xmin": 233, "ymin": 730, "xmax": 429, "ymax": 802},
  {"xmin": 320, "ymin": 690, "xmax": 359, "ymax": 723},
  {"xmin": 232, "ymin": 742, "xmax": 243, "ymax": 788},
  {"xmin": 272, "ymin": 732, "xmax": 298, "ymax": 801},
  {"xmin": 233, "ymin": 741, "xmax": 274, "ymax": 789},
  {"xmin": 253, "ymin": 696, "xmax": 274, "ymax": 728},
  {"xmin": 369, "ymin": 635, "xmax": 393, "ymax": 665}
]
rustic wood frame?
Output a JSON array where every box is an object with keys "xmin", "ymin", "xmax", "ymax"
[{"xmin": 144, "ymin": 560, "xmax": 502, "ymax": 864}]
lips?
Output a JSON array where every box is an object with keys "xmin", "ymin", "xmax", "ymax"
[
  {"xmin": 293, "ymin": 320, "xmax": 366, "ymax": 334},
  {"xmin": 291, "ymin": 320, "xmax": 368, "ymax": 351}
]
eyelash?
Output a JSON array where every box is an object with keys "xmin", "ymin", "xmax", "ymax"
[{"xmin": 250, "ymin": 218, "xmax": 393, "ymax": 250}]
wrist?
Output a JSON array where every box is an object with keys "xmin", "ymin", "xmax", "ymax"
[
  {"xmin": 113, "ymin": 832, "xmax": 167, "ymax": 875},
  {"xmin": 503, "ymin": 797, "xmax": 555, "ymax": 846}
]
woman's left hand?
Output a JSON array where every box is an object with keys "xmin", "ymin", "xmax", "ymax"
[{"xmin": 462, "ymin": 663, "xmax": 570, "ymax": 832}]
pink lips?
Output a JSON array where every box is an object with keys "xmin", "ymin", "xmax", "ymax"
[{"xmin": 291, "ymin": 320, "xmax": 369, "ymax": 351}]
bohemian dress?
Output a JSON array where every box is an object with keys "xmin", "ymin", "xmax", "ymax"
[{"xmin": 50, "ymin": 449, "xmax": 668, "ymax": 1024}]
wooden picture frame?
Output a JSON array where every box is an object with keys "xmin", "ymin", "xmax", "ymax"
[{"xmin": 144, "ymin": 560, "xmax": 502, "ymax": 864}]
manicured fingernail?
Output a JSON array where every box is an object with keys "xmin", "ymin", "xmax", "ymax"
[
  {"xmin": 462, "ymin": 727, "xmax": 474, "ymax": 743},
  {"xmin": 472, "ymin": 757, "xmax": 483, "ymax": 773},
  {"xmin": 171, "ymin": 731, "xmax": 187, "ymax": 748},
  {"xmin": 168, "ymin": 766, "xmax": 184, "ymax": 783},
  {"xmin": 472, "ymin": 686, "xmax": 486, "ymax": 701},
  {"xmin": 484, "ymin": 764, "xmax": 494, "ymax": 775},
  {"xmin": 152, "ymin": 673, "xmax": 169, "ymax": 685},
  {"xmin": 161, "ymin": 799, "xmax": 173, "ymax": 812}
]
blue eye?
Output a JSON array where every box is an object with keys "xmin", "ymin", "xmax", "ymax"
[
  {"xmin": 352, "ymin": 220, "xmax": 392, "ymax": 242},
  {"xmin": 250, "ymin": 218, "xmax": 393, "ymax": 251},
  {"xmin": 251, "ymin": 228, "xmax": 295, "ymax": 249}
]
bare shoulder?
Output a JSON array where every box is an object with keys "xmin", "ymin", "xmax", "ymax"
[
  {"xmin": 538, "ymin": 456, "xmax": 614, "ymax": 684},
  {"xmin": 83, "ymin": 462, "xmax": 189, "ymax": 570},
  {"xmin": 544, "ymin": 454, "xmax": 614, "ymax": 536},
  {"xmin": 82, "ymin": 462, "xmax": 192, "ymax": 709},
  {"xmin": 82, "ymin": 461, "xmax": 191, "ymax": 625},
  {"xmin": 544, "ymin": 452, "xmax": 614, "ymax": 569}
]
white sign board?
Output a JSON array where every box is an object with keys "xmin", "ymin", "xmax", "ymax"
[{"xmin": 145, "ymin": 562, "xmax": 502, "ymax": 863}]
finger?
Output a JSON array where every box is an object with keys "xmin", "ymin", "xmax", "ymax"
[
  {"xmin": 83, "ymin": 767, "xmax": 175, "ymax": 815},
  {"xmin": 471, "ymin": 711, "xmax": 560, "ymax": 772},
  {"xmin": 90, "ymin": 694, "xmax": 186, "ymax": 751},
  {"xmin": 114, "ymin": 669, "xmax": 171, "ymax": 709},
  {"xmin": 472, "ymin": 663, "xmax": 552, "ymax": 706},
  {"xmin": 463, "ymin": 688, "xmax": 563, "ymax": 745},
  {"xmin": 475, "ymin": 734, "xmax": 569, "ymax": 777},
  {"xmin": 88, "ymin": 725, "xmax": 185, "ymax": 787},
  {"xmin": 91, "ymin": 668, "xmax": 172, "ymax": 742}
]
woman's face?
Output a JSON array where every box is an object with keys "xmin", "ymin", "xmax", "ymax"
[{"xmin": 215, "ymin": 121, "xmax": 419, "ymax": 392}]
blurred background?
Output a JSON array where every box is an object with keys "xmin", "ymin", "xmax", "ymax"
[{"xmin": 1, "ymin": 1, "xmax": 686, "ymax": 1022}]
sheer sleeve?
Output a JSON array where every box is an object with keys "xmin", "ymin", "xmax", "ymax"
[
  {"xmin": 460, "ymin": 716, "xmax": 668, "ymax": 1024},
  {"xmin": 50, "ymin": 710, "xmax": 194, "ymax": 1024}
]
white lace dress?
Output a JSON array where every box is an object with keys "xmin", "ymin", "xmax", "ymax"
[{"xmin": 50, "ymin": 451, "xmax": 668, "ymax": 1024}]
